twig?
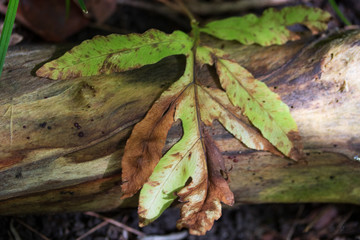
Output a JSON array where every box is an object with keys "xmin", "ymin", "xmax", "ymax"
[
  {"xmin": 117, "ymin": 0, "xmax": 296, "ymax": 16},
  {"xmin": 121, "ymin": 215, "xmax": 129, "ymax": 240},
  {"xmin": 84, "ymin": 211, "xmax": 146, "ymax": 237},
  {"xmin": 116, "ymin": 0, "xmax": 188, "ymax": 28},
  {"xmin": 140, "ymin": 231, "xmax": 188, "ymax": 240},
  {"xmin": 76, "ymin": 220, "xmax": 109, "ymax": 240},
  {"xmin": 331, "ymin": 210, "xmax": 353, "ymax": 237},
  {"xmin": 181, "ymin": 0, "xmax": 296, "ymax": 15},
  {"xmin": 15, "ymin": 218, "xmax": 51, "ymax": 240},
  {"xmin": 174, "ymin": 0, "xmax": 196, "ymax": 23},
  {"xmin": 157, "ymin": 0, "xmax": 181, "ymax": 13},
  {"xmin": 286, "ymin": 205, "xmax": 304, "ymax": 240},
  {"xmin": 9, "ymin": 219, "xmax": 22, "ymax": 240}
]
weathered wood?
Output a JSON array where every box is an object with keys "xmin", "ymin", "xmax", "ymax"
[{"xmin": 0, "ymin": 29, "xmax": 360, "ymax": 215}]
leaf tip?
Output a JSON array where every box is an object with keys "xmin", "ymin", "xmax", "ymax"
[
  {"xmin": 287, "ymin": 130, "xmax": 304, "ymax": 161},
  {"xmin": 36, "ymin": 64, "xmax": 55, "ymax": 80}
]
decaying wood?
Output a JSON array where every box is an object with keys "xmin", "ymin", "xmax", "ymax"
[{"xmin": 0, "ymin": 29, "xmax": 359, "ymax": 215}]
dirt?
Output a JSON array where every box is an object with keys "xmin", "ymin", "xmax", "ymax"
[{"xmin": 1, "ymin": 204, "xmax": 360, "ymax": 239}]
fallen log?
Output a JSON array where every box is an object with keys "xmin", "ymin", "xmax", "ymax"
[{"xmin": 0, "ymin": 29, "xmax": 359, "ymax": 215}]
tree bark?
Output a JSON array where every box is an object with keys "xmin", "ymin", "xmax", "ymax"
[{"xmin": 0, "ymin": 29, "xmax": 360, "ymax": 215}]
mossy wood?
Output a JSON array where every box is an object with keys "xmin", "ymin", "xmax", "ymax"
[{"xmin": 0, "ymin": 29, "xmax": 360, "ymax": 215}]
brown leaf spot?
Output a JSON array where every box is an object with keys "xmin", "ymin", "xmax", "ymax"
[
  {"xmin": 147, "ymin": 181, "xmax": 160, "ymax": 187},
  {"xmin": 172, "ymin": 152, "xmax": 181, "ymax": 158},
  {"xmin": 163, "ymin": 164, "xmax": 173, "ymax": 169}
]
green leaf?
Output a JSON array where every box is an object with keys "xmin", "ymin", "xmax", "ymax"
[
  {"xmin": 136, "ymin": 53, "xmax": 199, "ymax": 226},
  {"xmin": 215, "ymin": 58, "xmax": 301, "ymax": 159},
  {"xmin": 139, "ymin": 87, "xmax": 206, "ymax": 226},
  {"xmin": 200, "ymin": 6, "xmax": 331, "ymax": 46},
  {"xmin": 36, "ymin": 29, "xmax": 192, "ymax": 80},
  {"xmin": 198, "ymin": 87, "xmax": 279, "ymax": 153}
]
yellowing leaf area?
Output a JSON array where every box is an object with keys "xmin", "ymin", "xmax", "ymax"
[{"xmin": 36, "ymin": 5, "xmax": 330, "ymax": 235}]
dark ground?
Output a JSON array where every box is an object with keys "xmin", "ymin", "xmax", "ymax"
[
  {"xmin": 1, "ymin": 204, "xmax": 360, "ymax": 239},
  {"xmin": 1, "ymin": 0, "xmax": 360, "ymax": 239}
]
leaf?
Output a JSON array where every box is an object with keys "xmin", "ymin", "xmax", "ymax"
[
  {"xmin": 35, "ymin": 6, "xmax": 308, "ymax": 234},
  {"xmin": 176, "ymin": 130, "xmax": 234, "ymax": 235},
  {"xmin": 200, "ymin": 6, "xmax": 331, "ymax": 46},
  {"xmin": 121, "ymin": 54, "xmax": 194, "ymax": 200},
  {"xmin": 198, "ymin": 87, "xmax": 279, "ymax": 154},
  {"xmin": 122, "ymin": 52, "xmax": 289, "ymax": 235},
  {"xmin": 36, "ymin": 29, "xmax": 192, "ymax": 80},
  {"xmin": 215, "ymin": 58, "xmax": 301, "ymax": 159}
]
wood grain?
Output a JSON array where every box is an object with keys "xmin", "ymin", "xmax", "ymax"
[{"xmin": 0, "ymin": 30, "xmax": 359, "ymax": 214}]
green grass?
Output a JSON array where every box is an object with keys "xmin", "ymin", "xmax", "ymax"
[
  {"xmin": 329, "ymin": 0, "xmax": 351, "ymax": 26},
  {"xmin": 0, "ymin": 0, "xmax": 19, "ymax": 78}
]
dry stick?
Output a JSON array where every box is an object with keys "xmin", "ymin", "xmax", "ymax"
[
  {"xmin": 84, "ymin": 211, "xmax": 146, "ymax": 237},
  {"xmin": 141, "ymin": 231, "xmax": 188, "ymax": 240},
  {"xmin": 174, "ymin": 0, "xmax": 196, "ymax": 22},
  {"xmin": 286, "ymin": 205, "xmax": 305, "ymax": 240},
  {"xmin": 76, "ymin": 221, "xmax": 109, "ymax": 240},
  {"xmin": 15, "ymin": 218, "xmax": 51, "ymax": 240},
  {"xmin": 156, "ymin": 0, "xmax": 182, "ymax": 13},
  {"xmin": 117, "ymin": 0, "xmax": 296, "ymax": 16},
  {"xmin": 116, "ymin": 0, "xmax": 188, "ymax": 28},
  {"xmin": 77, "ymin": 213, "xmax": 125, "ymax": 240},
  {"xmin": 332, "ymin": 210, "xmax": 354, "ymax": 237},
  {"xmin": 9, "ymin": 219, "xmax": 22, "ymax": 240},
  {"xmin": 121, "ymin": 215, "xmax": 130, "ymax": 239},
  {"xmin": 185, "ymin": 0, "xmax": 297, "ymax": 15}
]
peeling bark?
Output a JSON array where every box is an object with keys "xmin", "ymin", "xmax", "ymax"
[{"xmin": 0, "ymin": 29, "xmax": 360, "ymax": 214}]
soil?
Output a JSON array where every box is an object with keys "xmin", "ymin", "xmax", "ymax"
[
  {"xmin": 1, "ymin": 0, "xmax": 360, "ymax": 239},
  {"xmin": 1, "ymin": 204, "xmax": 360, "ymax": 239}
]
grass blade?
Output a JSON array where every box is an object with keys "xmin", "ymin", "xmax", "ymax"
[
  {"xmin": 77, "ymin": 0, "xmax": 88, "ymax": 14},
  {"xmin": 0, "ymin": 0, "xmax": 19, "ymax": 78},
  {"xmin": 328, "ymin": 0, "xmax": 351, "ymax": 26}
]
